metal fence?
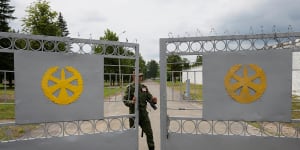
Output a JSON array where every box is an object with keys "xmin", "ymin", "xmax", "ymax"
[
  {"xmin": 0, "ymin": 32, "xmax": 140, "ymax": 149},
  {"xmin": 160, "ymin": 32, "xmax": 300, "ymax": 150}
]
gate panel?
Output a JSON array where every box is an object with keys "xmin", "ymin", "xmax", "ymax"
[
  {"xmin": 166, "ymin": 134, "xmax": 300, "ymax": 150},
  {"xmin": 0, "ymin": 32, "xmax": 140, "ymax": 150},
  {"xmin": 15, "ymin": 52, "xmax": 104, "ymax": 124},
  {"xmin": 203, "ymin": 50, "xmax": 292, "ymax": 122},
  {"xmin": 0, "ymin": 129, "xmax": 136, "ymax": 150},
  {"xmin": 160, "ymin": 32, "xmax": 300, "ymax": 150}
]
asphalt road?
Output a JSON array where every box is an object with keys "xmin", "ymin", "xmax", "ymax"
[{"xmin": 105, "ymin": 80, "xmax": 202, "ymax": 150}]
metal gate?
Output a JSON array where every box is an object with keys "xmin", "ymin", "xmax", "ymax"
[
  {"xmin": 0, "ymin": 32, "xmax": 140, "ymax": 150},
  {"xmin": 160, "ymin": 32, "xmax": 300, "ymax": 150}
]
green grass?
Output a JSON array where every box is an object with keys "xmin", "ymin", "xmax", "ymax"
[
  {"xmin": 292, "ymin": 95, "xmax": 300, "ymax": 119},
  {"xmin": 0, "ymin": 126, "xmax": 25, "ymax": 141},
  {"xmin": 0, "ymin": 104, "xmax": 15, "ymax": 119},
  {"xmin": 104, "ymin": 87, "xmax": 124, "ymax": 98},
  {"xmin": 0, "ymin": 125, "xmax": 38, "ymax": 141},
  {"xmin": 0, "ymin": 86, "xmax": 15, "ymax": 103}
]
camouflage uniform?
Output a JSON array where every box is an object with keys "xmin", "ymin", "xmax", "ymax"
[{"xmin": 123, "ymin": 83, "xmax": 155, "ymax": 150}]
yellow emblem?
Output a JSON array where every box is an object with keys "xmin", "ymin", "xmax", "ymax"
[
  {"xmin": 41, "ymin": 66, "xmax": 83, "ymax": 105},
  {"xmin": 224, "ymin": 64, "xmax": 267, "ymax": 104}
]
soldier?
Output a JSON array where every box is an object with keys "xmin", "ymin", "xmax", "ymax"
[{"xmin": 123, "ymin": 72, "xmax": 157, "ymax": 150}]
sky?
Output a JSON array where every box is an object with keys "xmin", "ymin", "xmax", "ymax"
[{"xmin": 9, "ymin": 0, "xmax": 300, "ymax": 62}]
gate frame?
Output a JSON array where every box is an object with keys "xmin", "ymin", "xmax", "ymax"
[
  {"xmin": 160, "ymin": 32, "xmax": 300, "ymax": 150},
  {"xmin": 0, "ymin": 32, "xmax": 140, "ymax": 150}
]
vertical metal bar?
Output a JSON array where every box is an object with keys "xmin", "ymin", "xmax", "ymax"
[
  {"xmin": 119, "ymin": 58, "xmax": 121, "ymax": 86},
  {"xmin": 227, "ymin": 121, "xmax": 230, "ymax": 135},
  {"xmin": 134, "ymin": 44, "xmax": 140, "ymax": 150},
  {"xmin": 4, "ymin": 71, "xmax": 7, "ymax": 102},
  {"xmin": 62, "ymin": 122, "xmax": 65, "ymax": 137},
  {"xmin": 121, "ymin": 74, "xmax": 124, "ymax": 87},
  {"xmin": 179, "ymin": 71, "xmax": 182, "ymax": 100},
  {"xmin": 160, "ymin": 39, "xmax": 167, "ymax": 150},
  {"xmin": 172, "ymin": 71, "xmax": 174, "ymax": 101},
  {"xmin": 278, "ymin": 122, "xmax": 281, "ymax": 137},
  {"xmin": 212, "ymin": 120, "xmax": 214, "ymax": 135},
  {"xmin": 109, "ymin": 73, "xmax": 111, "ymax": 86}
]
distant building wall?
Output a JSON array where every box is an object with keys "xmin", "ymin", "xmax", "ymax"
[
  {"xmin": 182, "ymin": 66, "xmax": 202, "ymax": 84},
  {"xmin": 293, "ymin": 52, "xmax": 300, "ymax": 95}
]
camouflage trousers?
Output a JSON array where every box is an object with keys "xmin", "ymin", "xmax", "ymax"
[{"xmin": 130, "ymin": 110, "xmax": 155, "ymax": 150}]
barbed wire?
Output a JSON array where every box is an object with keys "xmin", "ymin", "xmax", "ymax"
[{"xmin": 168, "ymin": 25, "xmax": 297, "ymax": 38}]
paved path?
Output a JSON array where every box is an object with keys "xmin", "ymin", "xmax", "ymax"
[
  {"xmin": 105, "ymin": 80, "xmax": 203, "ymax": 150},
  {"xmin": 104, "ymin": 80, "xmax": 161, "ymax": 150}
]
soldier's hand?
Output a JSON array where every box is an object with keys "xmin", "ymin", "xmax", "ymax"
[
  {"xmin": 152, "ymin": 97, "xmax": 157, "ymax": 104},
  {"xmin": 132, "ymin": 96, "xmax": 136, "ymax": 104}
]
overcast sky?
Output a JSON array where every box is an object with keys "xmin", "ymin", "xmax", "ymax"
[{"xmin": 9, "ymin": 0, "xmax": 300, "ymax": 62}]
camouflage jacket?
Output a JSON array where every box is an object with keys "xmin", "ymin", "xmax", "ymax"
[{"xmin": 123, "ymin": 83, "xmax": 153, "ymax": 113}]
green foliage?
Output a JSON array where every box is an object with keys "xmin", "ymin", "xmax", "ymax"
[
  {"xmin": 0, "ymin": 52, "xmax": 13, "ymax": 70},
  {"xmin": 57, "ymin": 12, "xmax": 69, "ymax": 37},
  {"xmin": 0, "ymin": 0, "xmax": 16, "ymax": 32},
  {"xmin": 139, "ymin": 54, "xmax": 146, "ymax": 77},
  {"xmin": 0, "ymin": 0, "xmax": 15, "ymax": 86},
  {"xmin": 0, "ymin": 53, "xmax": 14, "ymax": 87},
  {"xmin": 100, "ymin": 29, "xmax": 119, "ymax": 41},
  {"xmin": 167, "ymin": 54, "xmax": 182, "ymax": 82},
  {"xmin": 182, "ymin": 58, "xmax": 190, "ymax": 69},
  {"xmin": 192, "ymin": 55, "xmax": 202, "ymax": 67},
  {"xmin": 22, "ymin": 0, "xmax": 60, "ymax": 36},
  {"xmin": 95, "ymin": 29, "xmax": 146, "ymax": 83},
  {"xmin": 146, "ymin": 60, "xmax": 159, "ymax": 79}
]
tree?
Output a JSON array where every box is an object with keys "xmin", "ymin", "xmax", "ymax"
[
  {"xmin": 193, "ymin": 55, "xmax": 202, "ymax": 67},
  {"xmin": 167, "ymin": 55, "xmax": 182, "ymax": 82},
  {"xmin": 57, "ymin": 12, "xmax": 69, "ymax": 37},
  {"xmin": 0, "ymin": 0, "xmax": 16, "ymax": 32},
  {"xmin": 139, "ymin": 54, "xmax": 147, "ymax": 78},
  {"xmin": 95, "ymin": 29, "xmax": 146, "ymax": 85},
  {"xmin": 0, "ymin": 52, "xmax": 14, "ymax": 87},
  {"xmin": 96, "ymin": 29, "xmax": 119, "ymax": 85},
  {"xmin": 146, "ymin": 60, "xmax": 159, "ymax": 79},
  {"xmin": 22, "ymin": 0, "xmax": 60, "ymax": 36},
  {"xmin": 182, "ymin": 58, "xmax": 190, "ymax": 69},
  {"xmin": 0, "ymin": 0, "xmax": 15, "ymax": 87}
]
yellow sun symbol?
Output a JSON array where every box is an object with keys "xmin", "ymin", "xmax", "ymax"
[
  {"xmin": 224, "ymin": 64, "xmax": 267, "ymax": 104},
  {"xmin": 41, "ymin": 66, "xmax": 83, "ymax": 105}
]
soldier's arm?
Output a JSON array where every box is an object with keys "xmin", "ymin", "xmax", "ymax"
[
  {"xmin": 123, "ymin": 85, "xmax": 134, "ymax": 107},
  {"xmin": 143, "ymin": 85, "xmax": 158, "ymax": 104},
  {"xmin": 143, "ymin": 85, "xmax": 154, "ymax": 102}
]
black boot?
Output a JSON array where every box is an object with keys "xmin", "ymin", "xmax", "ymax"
[{"xmin": 149, "ymin": 146, "xmax": 154, "ymax": 150}]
